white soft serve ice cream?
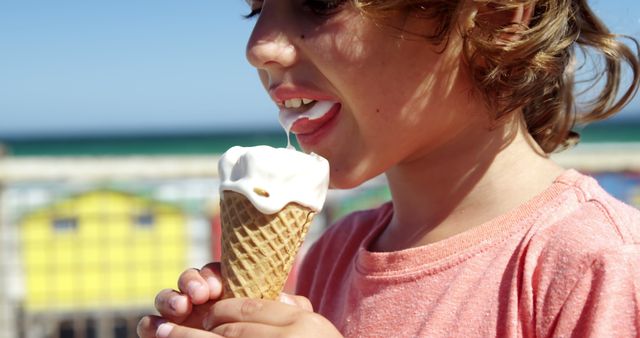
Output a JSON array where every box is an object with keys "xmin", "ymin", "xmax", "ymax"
[{"xmin": 218, "ymin": 145, "xmax": 330, "ymax": 214}]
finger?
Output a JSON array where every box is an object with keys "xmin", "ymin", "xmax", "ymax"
[
  {"xmin": 278, "ymin": 293, "xmax": 313, "ymax": 312},
  {"xmin": 154, "ymin": 322, "xmax": 225, "ymax": 338},
  {"xmin": 204, "ymin": 298, "xmax": 305, "ymax": 330},
  {"xmin": 136, "ymin": 315, "xmax": 168, "ymax": 338},
  {"xmin": 179, "ymin": 300, "xmax": 217, "ymax": 329},
  {"xmin": 212, "ymin": 322, "xmax": 287, "ymax": 338},
  {"xmin": 155, "ymin": 289, "xmax": 192, "ymax": 323},
  {"xmin": 178, "ymin": 268, "xmax": 210, "ymax": 304},
  {"xmin": 198, "ymin": 262, "xmax": 223, "ymax": 300}
]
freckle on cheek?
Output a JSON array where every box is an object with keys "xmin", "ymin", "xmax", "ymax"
[{"xmin": 300, "ymin": 34, "xmax": 305, "ymax": 39}]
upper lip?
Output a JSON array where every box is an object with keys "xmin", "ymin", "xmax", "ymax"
[{"xmin": 269, "ymin": 84, "xmax": 338, "ymax": 107}]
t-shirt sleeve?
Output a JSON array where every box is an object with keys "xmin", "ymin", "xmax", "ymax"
[{"xmin": 550, "ymin": 245, "xmax": 640, "ymax": 337}]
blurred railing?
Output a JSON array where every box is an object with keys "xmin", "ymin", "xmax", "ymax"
[{"xmin": 551, "ymin": 143, "xmax": 640, "ymax": 172}]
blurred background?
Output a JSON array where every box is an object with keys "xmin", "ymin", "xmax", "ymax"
[{"xmin": 1, "ymin": 1, "xmax": 639, "ymax": 337}]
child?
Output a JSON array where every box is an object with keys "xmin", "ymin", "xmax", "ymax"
[{"xmin": 138, "ymin": 0, "xmax": 640, "ymax": 337}]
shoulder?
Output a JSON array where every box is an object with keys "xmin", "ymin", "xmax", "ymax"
[
  {"xmin": 324, "ymin": 202, "xmax": 393, "ymax": 239},
  {"xmin": 568, "ymin": 170, "xmax": 640, "ymax": 240},
  {"xmin": 533, "ymin": 170, "xmax": 640, "ymax": 256},
  {"xmin": 523, "ymin": 170, "xmax": 640, "ymax": 332}
]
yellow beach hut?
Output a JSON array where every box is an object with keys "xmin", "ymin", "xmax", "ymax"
[{"xmin": 20, "ymin": 189, "xmax": 188, "ymax": 311}]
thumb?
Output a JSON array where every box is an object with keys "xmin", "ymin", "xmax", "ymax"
[
  {"xmin": 278, "ymin": 293, "xmax": 314, "ymax": 311},
  {"xmin": 155, "ymin": 322, "xmax": 223, "ymax": 338}
]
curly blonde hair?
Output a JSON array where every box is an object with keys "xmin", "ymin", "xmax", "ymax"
[{"xmin": 354, "ymin": 0, "xmax": 640, "ymax": 152}]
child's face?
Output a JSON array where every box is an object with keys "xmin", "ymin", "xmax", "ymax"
[{"xmin": 246, "ymin": 0, "xmax": 487, "ymax": 188}]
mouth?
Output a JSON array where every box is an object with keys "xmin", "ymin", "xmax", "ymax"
[
  {"xmin": 290, "ymin": 103, "xmax": 341, "ymax": 149},
  {"xmin": 291, "ymin": 102, "xmax": 340, "ymax": 135},
  {"xmin": 279, "ymin": 100, "xmax": 339, "ymax": 134}
]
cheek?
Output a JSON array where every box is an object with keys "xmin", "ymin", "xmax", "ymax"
[
  {"xmin": 257, "ymin": 69, "xmax": 269, "ymax": 88},
  {"xmin": 308, "ymin": 14, "xmax": 372, "ymax": 70}
]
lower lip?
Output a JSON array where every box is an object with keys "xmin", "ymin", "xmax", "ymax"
[{"xmin": 292, "ymin": 103, "xmax": 341, "ymax": 146}]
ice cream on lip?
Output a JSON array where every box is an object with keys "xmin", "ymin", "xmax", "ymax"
[
  {"xmin": 279, "ymin": 100, "xmax": 338, "ymax": 133},
  {"xmin": 279, "ymin": 100, "xmax": 338, "ymax": 146},
  {"xmin": 218, "ymin": 145, "xmax": 330, "ymax": 215}
]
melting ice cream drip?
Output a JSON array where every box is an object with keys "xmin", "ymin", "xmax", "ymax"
[
  {"xmin": 280, "ymin": 115, "xmax": 295, "ymax": 150},
  {"xmin": 278, "ymin": 101, "xmax": 337, "ymax": 149}
]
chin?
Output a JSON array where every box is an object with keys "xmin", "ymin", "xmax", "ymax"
[{"xmin": 328, "ymin": 170, "xmax": 371, "ymax": 190}]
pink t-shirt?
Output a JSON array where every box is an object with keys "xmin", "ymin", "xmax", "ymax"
[{"xmin": 296, "ymin": 170, "xmax": 640, "ymax": 337}]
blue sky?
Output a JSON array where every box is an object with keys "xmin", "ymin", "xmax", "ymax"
[{"xmin": 1, "ymin": 0, "xmax": 639, "ymax": 137}]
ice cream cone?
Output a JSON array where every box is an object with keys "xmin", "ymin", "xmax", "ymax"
[{"xmin": 220, "ymin": 190, "xmax": 315, "ymax": 299}]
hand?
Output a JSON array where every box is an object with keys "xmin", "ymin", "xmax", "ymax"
[
  {"xmin": 143, "ymin": 295, "xmax": 343, "ymax": 338},
  {"xmin": 136, "ymin": 262, "xmax": 343, "ymax": 338},
  {"xmin": 137, "ymin": 262, "xmax": 223, "ymax": 337}
]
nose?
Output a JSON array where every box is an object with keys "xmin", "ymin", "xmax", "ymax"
[{"xmin": 245, "ymin": 9, "xmax": 298, "ymax": 71}]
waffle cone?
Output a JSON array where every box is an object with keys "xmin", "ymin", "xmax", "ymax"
[{"xmin": 220, "ymin": 190, "xmax": 316, "ymax": 299}]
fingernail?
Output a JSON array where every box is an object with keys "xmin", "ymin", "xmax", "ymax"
[
  {"xmin": 156, "ymin": 323, "xmax": 174, "ymax": 338},
  {"xmin": 278, "ymin": 293, "xmax": 296, "ymax": 306},
  {"xmin": 206, "ymin": 277, "xmax": 221, "ymax": 296},
  {"xmin": 169, "ymin": 296, "xmax": 186, "ymax": 312},
  {"xmin": 202, "ymin": 315, "xmax": 213, "ymax": 331},
  {"xmin": 187, "ymin": 281, "xmax": 203, "ymax": 298}
]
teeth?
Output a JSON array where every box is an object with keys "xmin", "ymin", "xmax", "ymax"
[
  {"xmin": 283, "ymin": 98, "xmax": 315, "ymax": 109},
  {"xmin": 285, "ymin": 98, "xmax": 301, "ymax": 108}
]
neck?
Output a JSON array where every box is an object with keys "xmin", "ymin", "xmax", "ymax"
[{"xmin": 372, "ymin": 116, "xmax": 564, "ymax": 252}]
